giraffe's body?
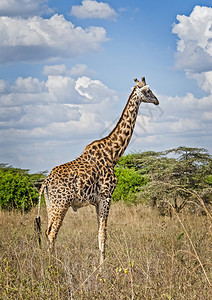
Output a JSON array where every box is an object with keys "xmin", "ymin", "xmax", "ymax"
[{"xmin": 35, "ymin": 77, "xmax": 159, "ymax": 265}]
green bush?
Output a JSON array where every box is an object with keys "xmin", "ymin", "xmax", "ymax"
[
  {"xmin": 0, "ymin": 164, "xmax": 44, "ymax": 212},
  {"xmin": 113, "ymin": 166, "xmax": 148, "ymax": 203}
]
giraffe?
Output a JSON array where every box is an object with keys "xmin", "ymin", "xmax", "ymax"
[{"xmin": 34, "ymin": 77, "xmax": 159, "ymax": 266}]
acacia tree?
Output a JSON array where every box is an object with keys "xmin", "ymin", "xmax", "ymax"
[{"xmin": 141, "ymin": 147, "xmax": 212, "ymax": 215}]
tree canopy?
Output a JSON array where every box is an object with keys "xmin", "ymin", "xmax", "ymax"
[{"xmin": 115, "ymin": 147, "xmax": 212, "ymax": 214}]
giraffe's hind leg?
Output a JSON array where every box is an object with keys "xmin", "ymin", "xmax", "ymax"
[{"xmin": 45, "ymin": 204, "xmax": 69, "ymax": 252}]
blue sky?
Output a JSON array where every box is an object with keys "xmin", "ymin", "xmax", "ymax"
[{"xmin": 0, "ymin": 0, "xmax": 211, "ymax": 172}]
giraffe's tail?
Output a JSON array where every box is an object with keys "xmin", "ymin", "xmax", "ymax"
[
  {"xmin": 34, "ymin": 215, "xmax": 41, "ymax": 246},
  {"xmin": 34, "ymin": 180, "xmax": 46, "ymax": 247}
]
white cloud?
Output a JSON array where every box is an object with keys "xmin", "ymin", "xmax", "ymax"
[
  {"xmin": 12, "ymin": 77, "xmax": 46, "ymax": 93},
  {"xmin": 68, "ymin": 64, "xmax": 95, "ymax": 77},
  {"xmin": 43, "ymin": 64, "xmax": 67, "ymax": 76},
  {"xmin": 45, "ymin": 75, "xmax": 80, "ymax": 103},
  {"xmin": 71, "ymin": 0, "xmax": 117, "ymax": 20},
  {"xmin": 0, "ymin": 79, "xmax": 9, "ymax": 93},
  {"xmin": 0, "ymin": 106, "xmax": 23, "ymax": 122},
  {"xmin": 203, "ymin": 111, "xmax": 212, "ymax": 121},
  {"xmin": 125, "ymin": 92, "xmax": 212, "ymax": 155},
  {"xmin": 17, "ymin": 104, "xmax": 81, "ymax": 129},
  {"xmin": 0, "ymin": 73, "xmax": 119, "ymax": 171},
  {"xmin": 0, "ymin": 0, "xmax": 52, "ymax": 17},
  {"xmin": 75, "ymin": 76, "xmax": 116, "ymax": 101},
  {"xmin": 0, "ymin": 14, "xmax": 107, "ymax": 63},
  {"xmin": 172, "ymin": 5, "xmax": 212, "ymax": 72},
  {"xmin": 187, "ymin": 71, "xmax": 212, "ymax": 94},
  {"xmin": 170, "ymin": 4, "xmax": 212, "ymax": 154},
  {"xmin": 43, "ymin": 64, "xmax": 95, "ymax": 77}
]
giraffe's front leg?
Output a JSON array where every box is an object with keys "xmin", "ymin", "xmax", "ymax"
[
  {"xmin": 96, "ymin": 198, "xmax": 111, "ymax": 266},
  {"xmin": 99, "ymin": 217, "xmax": 106, "ymax": 265}
]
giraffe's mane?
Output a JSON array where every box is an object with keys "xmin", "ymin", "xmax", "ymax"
[
  {"xmin": 107, "ymin": 87, "xmax": 136, "ymax": 138},
  {"xmin": 85, "ymin": 87, "xmax": 136, "ymax": 149}
]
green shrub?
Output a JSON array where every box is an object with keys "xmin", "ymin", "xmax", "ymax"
[
  {"xmin": 113, "ymin": 166, "xmax": 148, "ymax": 203},
  {"xmin": 0, "ymin": 164, "xmax": 44, "ymax": 212}
]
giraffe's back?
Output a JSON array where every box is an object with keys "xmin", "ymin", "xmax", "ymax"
[{"xmin": 46, "ymin": 156, "xmax": 103, "ymax": 209}]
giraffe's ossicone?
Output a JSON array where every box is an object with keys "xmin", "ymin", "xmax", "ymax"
[{"xmin": 34, "ymin": 77, "xmax": 159, "ymax": 267}]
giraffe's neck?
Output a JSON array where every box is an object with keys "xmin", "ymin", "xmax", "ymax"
[
  {"xmin": 83, "ymin": 88, "xmax": 140, "ymax": 166},
  {"xmin": 105, "ymin": 89, "xmax": 140, "ymax": 164}
]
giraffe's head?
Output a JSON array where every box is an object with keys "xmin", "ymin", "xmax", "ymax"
[{"xmin": 133, "ymin": 77, "xmax": 159, "ymax": 105}]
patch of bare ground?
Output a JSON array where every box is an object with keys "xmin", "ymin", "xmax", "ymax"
[{"xmin": 0, "ymin": 203, "xmax": 211, "ymax": 299}]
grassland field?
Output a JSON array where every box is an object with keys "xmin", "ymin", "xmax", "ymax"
[{"xmin": 0, "ymin": 203, "xmax": 211, "ymax": 299}]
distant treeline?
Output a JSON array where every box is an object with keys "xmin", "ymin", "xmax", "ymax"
[{"xmin": 0, "ymin": 147, "xmax": 211, "ymax": 214}]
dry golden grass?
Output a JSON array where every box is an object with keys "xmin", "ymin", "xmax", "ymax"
[{"xmin": 0, "ymin": 203, "xmax": 211, "ymax": 299}]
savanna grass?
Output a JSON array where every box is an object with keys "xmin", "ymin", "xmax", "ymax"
[{"xmin": 0, "ymin": 203, "xmax": 211, "ymax": 299}]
